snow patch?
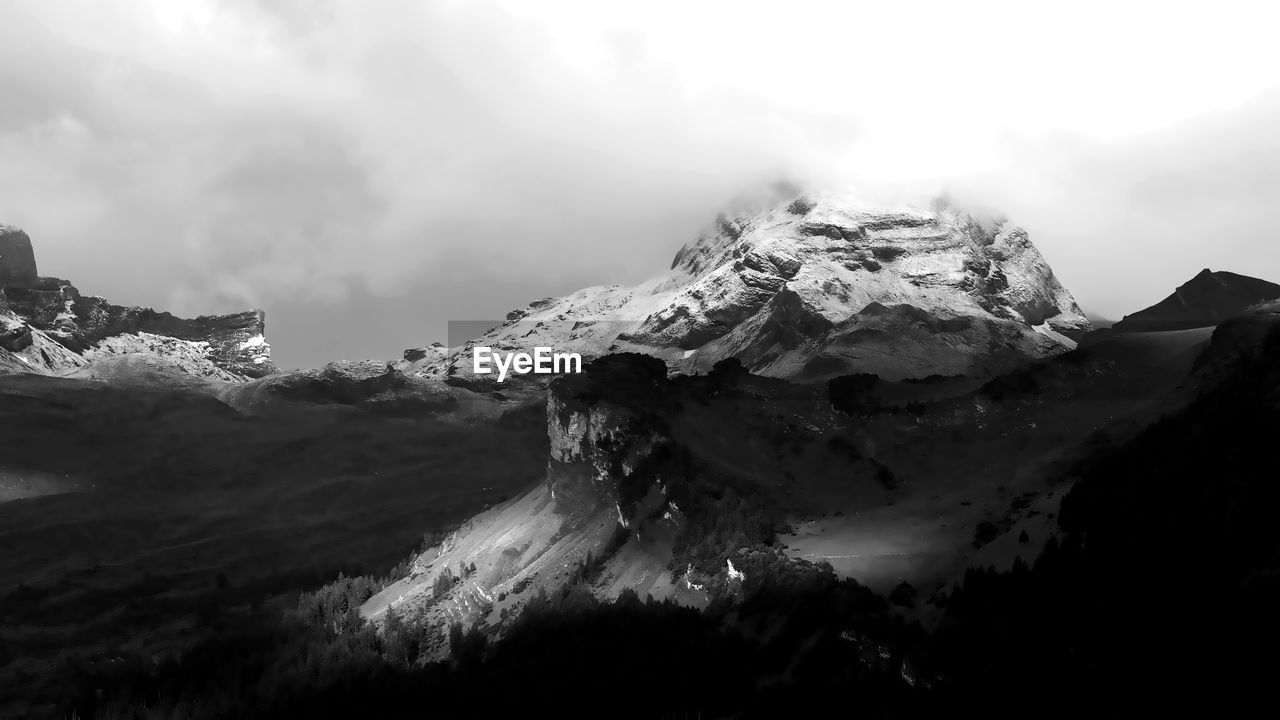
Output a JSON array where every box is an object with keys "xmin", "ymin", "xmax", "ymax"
[
  {"xmin": 54, "ymin": 299, "xmax": 75, "ymax": 323},
  {"xmin": 1031, "ymin": 321, "xmax": 1075, "ymax": 348},
  {"xmin": 239, "ymin": 334, "xmax": 266, "ymax": 350},
  {"xmin": 683, "ymin": 563, "xmax": 703, "ymax": 591}
]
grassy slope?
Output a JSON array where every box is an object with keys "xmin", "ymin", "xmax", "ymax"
[{"xmin": 0, "ymin": 373, "xmax": 546, "ymax": 715}]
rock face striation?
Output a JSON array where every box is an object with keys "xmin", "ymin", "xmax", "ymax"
[
  {"xmin": 0, "ymin": 224, "xmax": 275, "ymax": 379},
  {"xmin": 449, "ymin": 188, "xmax": 1091, "ymax": 382},
  {"xmin": 1112, "ymin": 269, "xmax": 1280, "ymax": 333}
]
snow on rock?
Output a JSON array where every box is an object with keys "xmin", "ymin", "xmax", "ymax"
[
  {"xmin": 0, "ymin": 307, "xmax": 90, "ymax": 375},
  {"xmin": 447, "ymin": 187, "xmax": 1091, "ymax": 382},
  {"xmin": 0, "ymin": 223, "xmax": 276, "ymax": 381},
  {"xmin": 80, "ymin": 332, "xmax": 246, "ymax": 382}
]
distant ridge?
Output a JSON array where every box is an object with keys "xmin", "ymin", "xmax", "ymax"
[
  {"xmin": 1, "ymin": 223, "xmax": 275, "ymax": 379},
  {"xmin": 1113, "ymin": 269, "xmax": 1280, "ymax": 333}
]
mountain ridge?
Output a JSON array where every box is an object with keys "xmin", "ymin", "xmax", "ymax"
[
  {"xmin": 1112, "ymin": 268, "xmax": 1280, "ymax": 333},
  {"xmin": 0, "ymin": 224, "xmax": 275, "ymax": 380}
]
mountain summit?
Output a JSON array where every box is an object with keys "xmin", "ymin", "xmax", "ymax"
[
  {"xmin": 450, "ymin": 189, "xmax": 1090, "ymax": 381},
  {"xmin": 1112, "ymin": 269, "xmax": 1280, "ymax": 333}
]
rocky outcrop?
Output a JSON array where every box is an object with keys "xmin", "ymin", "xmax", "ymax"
[
  {"xmin": 0, "ymin": 225, "xmax": 38, "ymax": 288},
  {"xmin": 446, "ymin": 188, "xmax": 1091, "ymax": 382},
  {"xmin": 545, "ymin": 354, "xmax": 669, "ymax": 524},
  {"xmin": 1113, "ymin": 269, "xmax": 1280, "ymax": 333},
  {"xmin": 395, "ymin": 343, "xmax": 450, "ymax": 379},
  {"xmin": 359, "ymin": 355, "xmax": 705, "ymax": 657},
  {"xmin": 0, "ymin": 224, "xmax": 275, "ymax": 380},
  {"xmin": 0, "ymin": 307, "xmax": 90, "ymax": 375}
]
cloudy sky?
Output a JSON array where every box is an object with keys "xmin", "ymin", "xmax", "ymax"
[{"xmin": 1, "ymin": 0, "xmax": 1278, "ymax": 368}]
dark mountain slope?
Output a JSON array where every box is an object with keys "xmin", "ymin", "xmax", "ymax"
[
  {"xmin": 1112, "ymin": 268, "xmax": 1280, "ymax": 332},
  {"xmin": 929, "ymin": 305, "xmax": 1280, "ymax": 715}
]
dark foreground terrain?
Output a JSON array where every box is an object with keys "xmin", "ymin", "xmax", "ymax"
[
  {"xmin": 0, "ymin": 377, "xmax": 546, "ymax": 717},
  {"xmin": 0, "ymin": 307, "xmax": 1274, "ymax": 718}
]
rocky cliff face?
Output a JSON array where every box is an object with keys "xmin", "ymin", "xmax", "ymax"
[
  {"xmin": 359, "ymin": 356, "xmax": 704, "ymax": 657},
  {"xmin": 448, "ymin": 188, "xmax": 1091, "ymax": 383},
  {"xmin": 0, "ymin": 224, "xmax": 275, "ymax": 380},
  {"xmin": 1113, "ymin": 269, "xmax": 1280, "ymax": 333},
  {"xmin": 545, "ymin": 354, "xmax": 670, "ymax": 524},
  {"xmin": 0, "ymin": 225, "xmax": 37, "ymax": 288}
]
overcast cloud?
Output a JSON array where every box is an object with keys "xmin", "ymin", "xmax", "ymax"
[{"xmin": 1, "ymin": 0, "xmax": 1278, "ymax": 367}]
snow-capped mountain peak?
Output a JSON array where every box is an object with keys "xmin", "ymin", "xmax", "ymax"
[{"xmin": 450, "ymin": 188, "xmax": 1090, "ymax": 381}]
